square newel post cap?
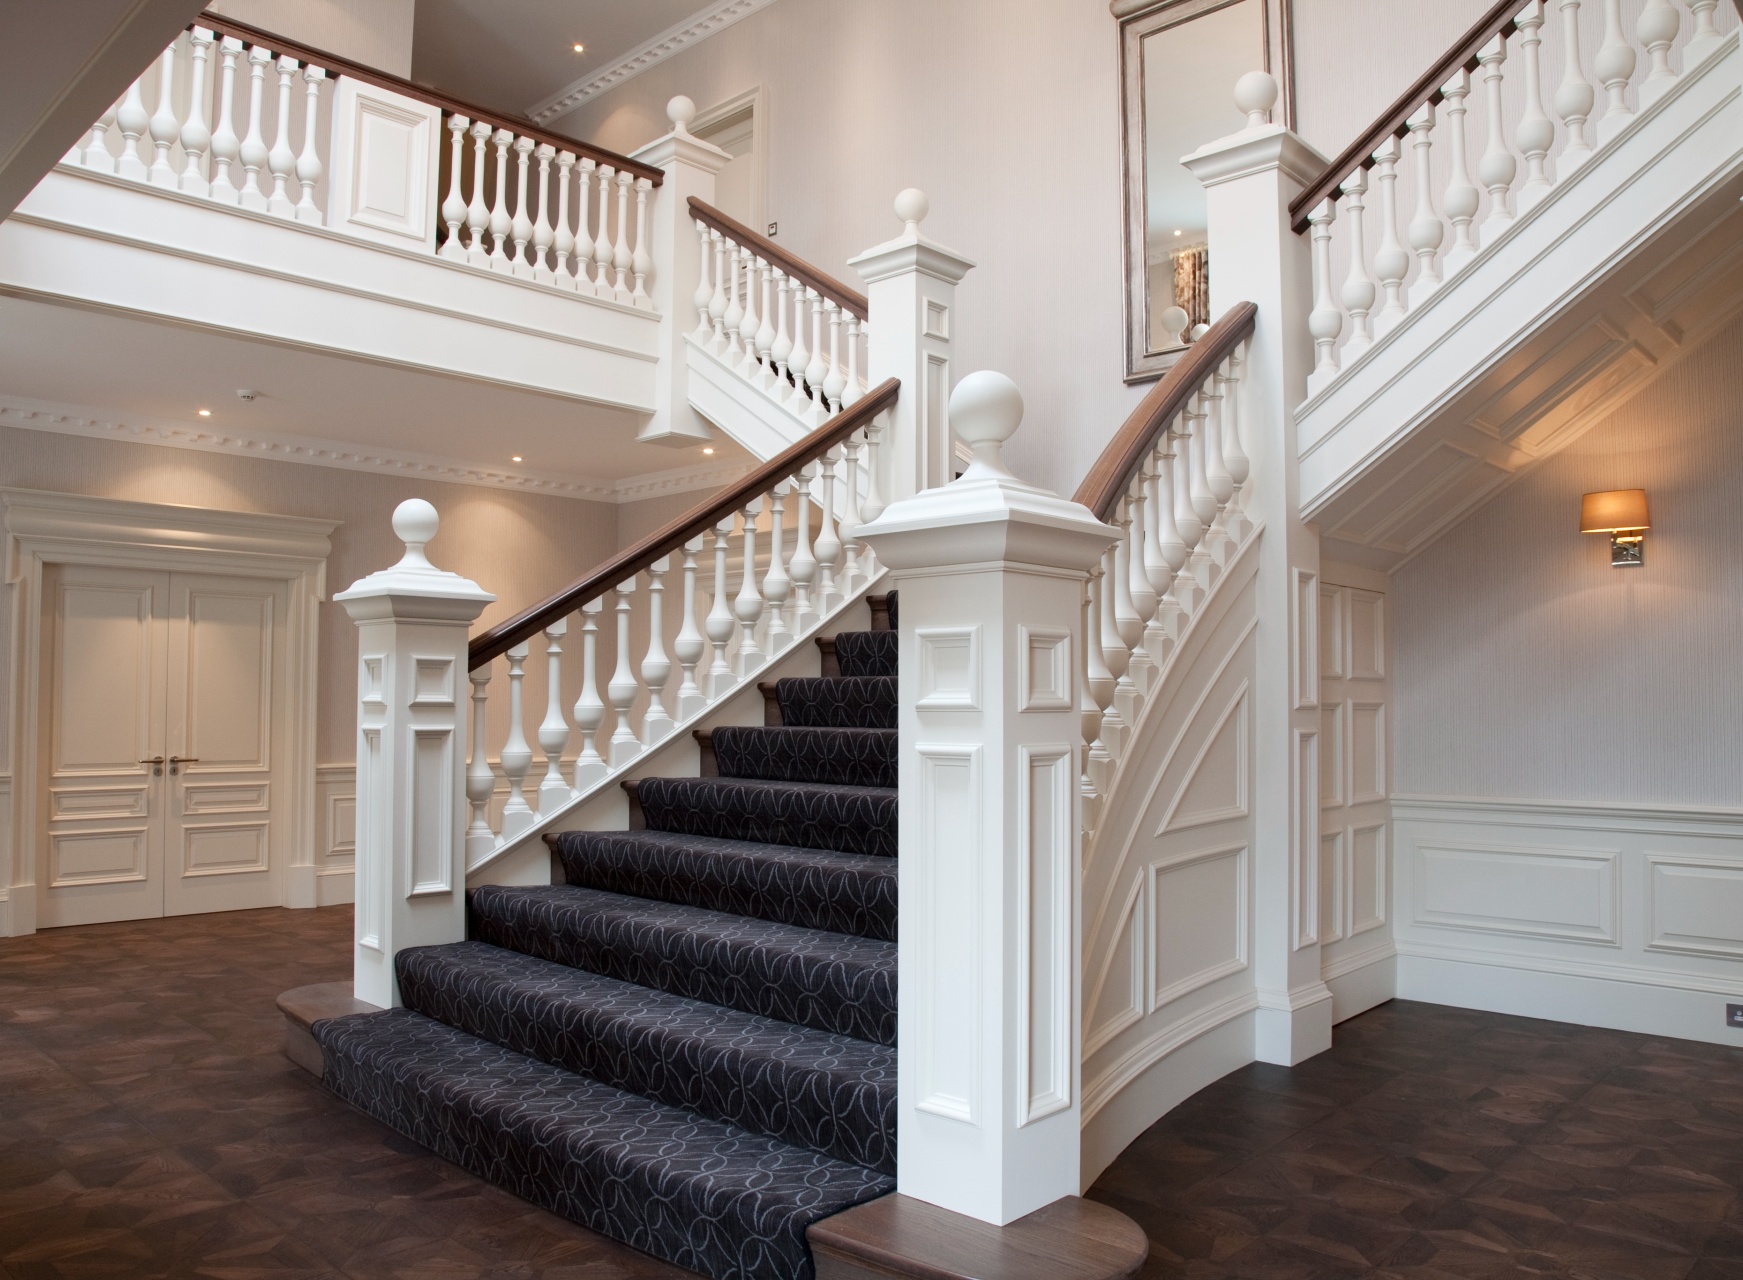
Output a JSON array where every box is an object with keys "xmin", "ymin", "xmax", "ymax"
[
  {"xmin": 847, "ymin": 189, "xmax": 978, "ymax": 286},
  {"xmin": 334, "ymin": 500, "xmax": 496, "ymax": 624},
  {"xmin": 630, "ymin": 96, "xmax": 733, "ymax": 175},
  {"xmin": 1179, "ymin": 71, "xmax": 1327, "ymax": 188},
  {"xmin": 856, "ymin": 372, "xmax": 1117, "ymax": 573}
]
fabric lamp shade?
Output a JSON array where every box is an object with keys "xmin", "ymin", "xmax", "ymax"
[{"xmin": 1580, "ymin": 489, "xmax": 1650, "ymax": 533}]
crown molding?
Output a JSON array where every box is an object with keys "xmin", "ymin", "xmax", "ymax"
[
  {"xmin": 0, "ymin": 395, "xmax": 749, "ymax": 505},
  {"xmin": 527, "ymin": 0, "xmax": 781, "ymax": 125}
]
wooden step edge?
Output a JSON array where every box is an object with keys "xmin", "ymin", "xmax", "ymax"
[
  {"xmin": 867, "ymin": 594, "xmax": 892, "ymax": 632},
  {"xmin": 807, "ymin": 1193, "xmax": 1146, "ymax": 1280},
  {"xmin": 757, "ymin": 680, "xmax": 784, "ymax": 726},
  {"xmin": 277, "ymin": 982, "xmax": 381, "ymax": 1080},
  {"xmin": 816, "ymin": 635, "xmax": 841, "ymax": 677},
  {"xmin": 692, "ymin": 729, "xmax": 719, "ymax": 776},
  {"xmin": 620, "ymin": 778, "xmax": 647, "ymax": 829}
]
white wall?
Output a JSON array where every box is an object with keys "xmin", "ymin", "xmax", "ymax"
[{"xmin": 206, "ymin": 0, "xmax": 416, "ymax": 76}]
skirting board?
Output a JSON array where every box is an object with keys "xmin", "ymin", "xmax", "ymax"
[{"xmin": 1324, "ymin": 943, "xmax": 1397, "ymax": 1024}]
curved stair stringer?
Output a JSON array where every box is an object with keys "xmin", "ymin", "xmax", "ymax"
[{"xmin": 1079, "ymin": 529, "xmax": 1262, "ymax": 1186}]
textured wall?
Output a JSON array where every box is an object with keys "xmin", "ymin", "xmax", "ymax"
[{"xmin": 1392, "ymin": 315, "xmax": 1743, "ymax": 806}]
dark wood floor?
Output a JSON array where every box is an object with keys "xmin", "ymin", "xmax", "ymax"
[{"xmin": 2, "ymin": 908, "xmax": 1739, "ymax": 1279}]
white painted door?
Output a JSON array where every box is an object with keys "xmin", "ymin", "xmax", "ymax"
[{"xmin": 39, "ymin": 565, "xmax": 289, "ymax": 927}]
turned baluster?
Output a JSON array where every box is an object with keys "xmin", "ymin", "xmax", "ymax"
[
  {"xmin": 1515, "ymin": 2, "xmax": 1555, "ymax": 209},
  {"xmin": 814, "ymin": 456, "xmax": 842, "ymax": 611},
  {"xmin": 804, "ymin": 289, "xmax": 829, "ymax": 418},
  {"xmin": 708, "ymin": 230, "xmax": 729, "ymax": 350},
  {"xmin": 1096, "ymin": 549, "xmax": 1132, "ymax": 760},
  {"xmin": 237, "ymin": 47, "xmax": 272, "ymax": 208},
  {"xmin": 531, "ymin": 144, "xmax": 556, "ymax": 283},
  {"xmin": 1686, "ymin": 0, "xmax": 1725, "ymax": 64},
  {"xmin": 1201, "ymin": 372, "xmax": 1233, "ymax": 554},
  {"xmin": 704, "ymin": 516, "xmax": 738, "ymax": 696},
  {"xmin": 267, "ymin": 57, "xmax": 300, "ymax": 218},
  {"xmin": 208, "ymin": 39, "xmax": 242, "ymax": 197},
  {"xmin": 772, "ymin": 270, "xmax": 795, "ymax": 390},
  {"xmin": 537, "ymin": 618, "xmax": 570, "ymax": 812},
  {"xmin": 1555, "ymin": 0, "xmax": 1596, "ymax": 172},
  {"xmin": 1154, "ymin": 426, "xmax": 1189, "ymax": 632},
  {"xmin": 295, "ymin": 66, "xmax": 325, "ymax": 224},
  {"xmin": 845, "ymin": 315, "xmax": 864, "ymax": 404},
  {"xmin": 1441, "ymin": 70, "xmax": 1480, "ymax": 274},
  {"xmin": 147, "ymin": 44, "xmax": 180, "ymax": 190},
  {"xmin": 441, "ymin": 115, "xmax": 470, "ymax": 260},
  {"xmin": 755, "ymin": 258, "xmax": 777, "ymax": 379},
  {"xmin": 179, "ymin": 29, "xmax": 213, "ymax": 196},
  {"xmin": 1407, "ymin": 102, "xmax": 1445, "ymax": 299},
  {"xmin": 84, "ymin": 97, "xmax": 120, "ymax": 174},
  {"xmin": 789, "ymin": 463, "xmax": 819, "ymax": 632},
  {"xmin": 612, "ymin": 170, "xmax": 635, "ymax": 302},
  {"xmin": 465, "ymin": 667, "xmax": 497, "ymax": 861},
  {"xmin": 1083, "ymin": 567, "xmax": 1116, "ymax": 795},
  {"xmin": 465, "ymin": 121, "xmax": 491, "ymax": 266},
  {"xmin": 1137, "ymin": 456, "xmax": 1174, "ymax": 664},
  {"xmin": 488, "ymin": 129, "xmax": 514, "ymax": 268},
  {"xmin": 1340, "ymin": 168, "xmax": 1377, "ymax": 358},
  {"xmin": 674, "ymin": 539, "xmax": 708, "ymax": 719},
  {"xmin": 1595, "ymin": 0, "xmax": 1638, "ymax": 142},
  {"xmin": 499, "ymin": 642, "xmax": 535, "ymax": 839},
  {"xmin": 1221, "ymin": 346, "xmax": 1253, "ymax": 542},
  {"xmin": 632, "ymin": 178, "xmax": 654, "ymax": 306},
  {"xmin": 1306, "ymin": 200, "xmax": 1342, "ymax": 394},
  {"xmin": 504, "ymin": 135, "xmax": 533, "ymax": 277},
  {"xmin": 572, "ymin": 599, "xmax": 607, "ymax": 789},
  {"xmin": 1172, "ymin": 411, "xmax": 1206, "ymax": 613},
  {"xmin": 860, "ymin": 413, "xmax": 887, "ymax": 526},
  {"xmin": 1637, "ymin": 0, "xmax": 1682, "ymax": 108},
  {"xmin": 1371, "ymin": 137, "xmax": 1409, "ymax": 333},
  {"xmin": 823, "ymin": 301, "xmax": 848, "ymax": 413},
  {"xmin": 733, "ymin": 502, "xmax": 766, "ymax": 675},
  {"xmin": 592, "ymin": 164, "xmax": 615, "ymax": 293},
  {"xmin": 574, "ymin": 157, "xmax": 598, "ymax": 293},
  {"xmin": 736, "ymin": 246, "xmax": 760, "ymax": 372},
  {"xmin": 839, "ymin": 436, "xmax": 865, "ymax": 591},
  {"xmin": 787, "ymin": 286, "xmax": 812, "ymax": 409},
  {"xmin": 553, "ymin": 152, "xmax": 577, "ymax": 285},
  {"xmin": 116, "ymin": 73, "xmax": 150, "ymax": 181},
  {"xmin": 1125, "ymin": 476, "xmax": 1160, "ymax": 692},
  {"xmin": 606, "ymin": 578, "xmax": 643, "ymax": 767},
  {"xmin": 722, "ymin": 242, "xmax": 745, "ymax": 358},
  {"xmin": 692, "ymin": 220, "xmax": 715, "ymax": 338},
  {"xmin": 1478, "ymin": 35, "xmax": 1519, "ymax": 244},
  {"xmin": 642, "ymin": 557, "xmax": 675, "ymax": 744},
  {"xmin": 1111, "ymin": 497, "xmax": 1150, "ymax": 710},
  {"xmin": 763, "ymin": 484, "xmax": 793, "ymax": 653}
]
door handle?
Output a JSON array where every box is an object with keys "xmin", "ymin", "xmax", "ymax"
[
  {"xmin": 139, "ymin": 756, "xmax": 165, "ymax": 776},
  {"xmin": 168, "ymin": 756, "xmax": 199, "ymax": 776}
]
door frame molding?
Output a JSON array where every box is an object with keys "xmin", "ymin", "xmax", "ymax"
[{"xmin": 1, "ymin": 488, "xmax": 337, "ymax": 934}]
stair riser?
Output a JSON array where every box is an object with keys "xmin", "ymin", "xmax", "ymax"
[
  {"xmin": 710, "ymin": 727, "xmax": 898, "ymax": 788},
  {"xmin": 634, "ymin": 777, "xmax": 897, "ymax": 859},
  {"xmin": 776, "ymin": 678, "xmax": 896, "ymax": 729}
]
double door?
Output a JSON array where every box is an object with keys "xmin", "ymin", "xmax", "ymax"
[{"xmin": 38, "ymin": 564, "xmax": 289, "ymax": 927}]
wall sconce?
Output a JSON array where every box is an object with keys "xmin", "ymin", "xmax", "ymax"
[{"xmin": 1581, "ymin": 489, "xmax": 1650, "ymax": 567}]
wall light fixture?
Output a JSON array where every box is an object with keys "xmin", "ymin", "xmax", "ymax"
[{"xmin": 1580, "ymin": 489, "xmax": 1650, "ymax": 567}]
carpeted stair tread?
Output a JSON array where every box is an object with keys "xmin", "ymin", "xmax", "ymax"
[
  {"xmin": 634, "ymin": 775, "xmax": 896, "ymax": 859},
  {"xmin": 710, "ymin": 725, "xmax": 896, "ymax": 788},
  {"xmin": 830, "ymin": 630, "xmax": 897, "ymax": 679},
  {"xmin": 775, "ymin": 676, "xmax": 896, "ymax": 729},
  {"xmin": 554, "ymin": 829, "xmax": 895, "ymax": 940},
  {"xmin": 396, "ymin": 942, "xmax": 896, "ymax": 1172},
  {"xmin": 315, "ymin": 1007, "xmax": 892, "ymax": 1280},
  {"xmin": 469, "ymin": 884, "xmax": 896, "ymax": 1044}
]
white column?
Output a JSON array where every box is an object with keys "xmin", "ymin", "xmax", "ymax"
[
  {"xmin": 850, "ymin": 190, "xmax": 977, "ymax": 505},
  {"xmin": 1181, "ymin": 72, "xmax": 1334, "ymax": 1067},
  {"xmin": 335, "ymin": 500, "xmax": 495, "ymax": 1009},
  {"xmin": 857, "ymin": 372, "xmax": 1116, "ymax": 1227}
]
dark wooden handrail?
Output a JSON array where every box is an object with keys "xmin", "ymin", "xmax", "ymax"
[
  {"xmin": 469, "ymin": 378, "xmax": 900, "ymax": 667},
  {"xmin": 689, "ymin": 198, "xmax": 869, "ymax": 320},
  {"xmin": 1287, "ymin": 0, "xmax": 1529, "ymax": 232},
  {"xmin": 192, "ymin": 11, "xmax": 663, "ymax": 185},
  {"xmin": 1073, "ymin": 303, "xmax": 1257, "ymax": 522}
]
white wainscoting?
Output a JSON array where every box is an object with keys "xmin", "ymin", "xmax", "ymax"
[
  {"xmin": 309, "ymin": 765, "xmax": 358, "ymax": 907},
  {"xmin": 1395, "ymin": 796, "xmax": 1743, "ymax": 1046}
]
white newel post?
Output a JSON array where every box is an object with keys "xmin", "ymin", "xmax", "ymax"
[
  {"xmin": 850, "ymin": 190, "xmax": 977, "ymax": 506},
  {"xmin": 632, "ymin": 97, "xmax": 732, "ymax": 446},
  {"xmin": 325, "ymin": 78, "xmax": 441, "ymax": 251},
  {"xmin": 856, "ymin": 373, "xmax": 1116, "ymax": 1226},
  {"xmin": 1182, "ymin": 73, "xmax": 1333, "ymax": 1066},
  {"xmin": 335, "ymin": 501, "xmax": 495, "ymax": 1008}
]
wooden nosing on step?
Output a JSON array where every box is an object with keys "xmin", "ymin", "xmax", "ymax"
[
  {"xmin": 277, "ymin": 981, "xmax": 381, "ymax": 1080},
  {"xmin": 757, "ymin": 680, "xmax": 784, "ymax": 726},
  {"xmin": 692, "ymin": 729, "xmax": 719, "ymax": 776},
  {"xmin": 807, "ymin": 1194, "xmax": 1148, "ymax": 1280},
  {"xmin": 621, "ymin": 778, "xmax": 647, "ymax": 829},
  {"xmin": 816, "ymin": 636, "xmax": 841, "ymax": 677},
  {"xmin": 867, "ymin": 594, "xmax": 892, "ymax": 632}
]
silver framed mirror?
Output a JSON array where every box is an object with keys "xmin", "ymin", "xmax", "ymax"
[{"xmin": 1117, "ymin": 0, "xmax": 1294, "ymax": 382}]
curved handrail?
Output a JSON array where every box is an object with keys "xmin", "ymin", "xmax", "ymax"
[
  {"xmin": 1073, "ymin": 303, "xmax": 1257, "ymax": 521},
  {"xmin": 468, "ymin": 378, "xmax": 900, "ymax": 668},
  {"xmin": 193, "ymin": 11, "xmax": 664, "ymax": 185},
  {"xmin": 689, "ymin": 198, "xmax": 869, "ymax": 320},
  {"xmin": 1287, "ymin": 0, "xmax": 1528, "ymax": 232}
]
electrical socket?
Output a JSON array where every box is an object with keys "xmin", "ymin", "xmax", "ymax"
[
  {"xmin": 767, "ymin": 222, "xmax": 779, "ymax": 237},
  {"xmin": 1728, "ymin": 1003, "xmax": 1743, "ymax": 1029}
]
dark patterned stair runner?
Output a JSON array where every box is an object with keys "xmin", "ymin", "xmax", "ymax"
[{"xmin": 313, "ymin": 595, "xmax": 900, "ymax": 1280}]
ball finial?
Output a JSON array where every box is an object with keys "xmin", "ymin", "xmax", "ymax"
[
  {"xmin": 950, "ymin": 371, "xmax": 1024, "ymax": 479},
  {"xmin": 894, "ymin": 187, "xmax": 929, "ymax": 236},
  {"xmin": 667, "ymin": 95, "xmax": 697, "ymax": 133},
  {"xmin": 1159, "ymin": 305, "xmax": 1190, "ymax": 346},
  {"xmin": 392, "ymin": 498, "xmax": 440, "ymax": 570},
  {"xmin": 1234, "ymin": 71, "xmax": 1278, "ymax": 129}
]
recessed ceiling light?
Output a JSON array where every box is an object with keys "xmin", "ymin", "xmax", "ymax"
[
  {"xmin": 702, "ymin": 447, "xmax": 714, "ymax": 455},
  {"xmin": 1173, "ymin": 229, "xmax": 1183, "ymax": 236},
  {"xmin": 198, "ymin": 408, "xmax": 212, "ymax": 416},
  {"xmin": 511, "ymin": 454, "xmax": 523, "ymax": 462},
  {"xmin": 572, "ymin": 42, "xmax": 584, "ymax": 52}
]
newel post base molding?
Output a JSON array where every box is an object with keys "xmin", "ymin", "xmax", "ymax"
[
  {"xmin": 857, "ymin": 373, "xmax": 1116, "ymax": 1226},
  {"xmin": 335, "ymin": 500, "xmax": 494, "ymax": 1009},
  {"xmin": 1183, "ymin": 74, "xmax": 1334, "ymax": 1066},
  {"xmin": 850, "ymin": 189, "xmax": 977, "ymax": 507}
]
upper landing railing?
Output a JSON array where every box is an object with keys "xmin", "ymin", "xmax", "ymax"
[{"xmin": 63, "ymin": 12, "xmax": 663, "ymax": 306}]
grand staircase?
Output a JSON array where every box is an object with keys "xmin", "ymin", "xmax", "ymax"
[{"xmin": 310, "ymin": 598, "xmax": 900, "ymax": 1280}]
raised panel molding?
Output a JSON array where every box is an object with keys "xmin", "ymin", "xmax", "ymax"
[
  {"xmin": 914, "ymin": 627, "xmax": 980, "ymax": 711},
  {"xmin": 1018, "ymin": 627, "xmax": 1072, "ymax": 713},
  {"xmin": 1292, "ymin": 570, "xmax": 1319, "ymax": 709},
  {"xmin": 1159, "ymin": 689, "xmax": 1249, "ymax": 834},
  {"xmin": 1084, "ymin": 877, "xmax": 1146, "ymax": 1058},
  {"xmin": 915, "ymin": 746, "xmax": 981, "ymax": 1125},
  {"xmin": 1293, "ymin": 729, "xmax": 1320, "ymax": 949},
  {"xmin": 1413, "ymin": 840, "xmax": 1620, "ymax": 945},
  {"xmin": 1017, "ymin": 745, "xmax": 1073, "ymax": 1125},
  {"xmin": 1150, "ymin": 844, "xmax": 1250, "ymax": 1009},
  {"xmin": 1647, "ymin": 855, "xmax": 1743, "ymax": 959},
  {"xmin": 1350, "ymin": 823, "xmax": 1388, "ymax": 935}
]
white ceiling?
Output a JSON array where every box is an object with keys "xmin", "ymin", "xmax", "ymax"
[{"xmin": 0, "ymin": 294, "xmax": 748, "ymax": 495}]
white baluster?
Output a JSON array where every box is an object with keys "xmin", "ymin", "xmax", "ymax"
[
  {"xmin": 1125, "ymin": 476, "xmax": 1159, "ymax": 694},
  {"xmin": 1221, "ymin": 346, "xmax": 1253, "ymax": 543},
  {"xmin": 116, "ymin": 73, "xmax": 150, "ymax": 182},
  {"xmin": 1406, "ymin": 102, "xmax": 1444, "ymax": 300},
  {"xmin": 1555, "ymin": 0, "xmax": 1596, "ymax": 173},
  {"xmin": 83, "ymin": 97, "xmax": 120, "ymax": 174},
  {"xmin": 147, "ymin": 44, "xmax": 179, "ymax": 190},
  {"xmin": 789, "ymin": 463, "xmax": 819, "ymax": 632},
  {"xmin": 860, "ymin": 413, "xmax": 887, "ymax": 526},
  {"xmin": 1154, "ymin": 425, "xmax": 1189, "ymax": 630},
  {"xmin": 763, "ymin": 484, "xmax": 793, "ymax": 653},
  {"xmin": 1636, "ymin": 0, "xmax": 1681, "ymax": 108},
  {"xmin": 1596, "ymin": 0, "xmax": 1638, "ymax": 143},
  {"xmin": 674, "ymin": 539, "xmax": 708, "ymax": 719},
  {"xmin": 607, "ymin": 578, "xmax": 643, "ymax": 767},
  {"xmin": 267, "ymin": 57, "xmax": 300, "ymax": 218},
  {"xmin": 554, "ymin": 152, "xmax": 577, "ymax": 286},
  {"xmin": 510, "ymin": 135, "xmax": 535, "ymax": 276},
  {"xmin": 441, "ymin": 115, "xmax": 470, "ymax": 260},
  {"xmin": 208, "ymin": 38, "xmax": 242, "ymax": 198},
  {"xmin": 1139, "ymin": 455, "xmax": 1174, "ymax": 665},
  {"xmin": 755, "ymin": 258, "xmax": 777, "ymax": 378},
  {"xmin": 1686, "ymin": 0, "xmax": 1725, "ymax": 65},
  {"xmin": 593, "ymin": 163, "xmax": 615, "ymax": 293},
  {"xmin": 722, "ymin": 242, "xmax": 745, "ymax": 358},
  {"xmin": 465, "ymin": 121, "xmax": 491, "ymax": 267},
  {"xmin": 1371, "ymin": 136, "xmax": 1409, "ymax": 333},
  {"xmin": 1477, "ymin": 35, "xmax": 1518, "ymax": 244},
  {"xmin": 804, "ymin": 288, "xmax": 829, "ymax": 420},
  {"xmin": 574, "ymin": 157, "xmax": 598, "ymax": 293},
  {"xmin": 1306, "ymin": 198, "xmax": 1342, "ymax": 395},
  {"xmin": 632, "ymin": 177, "xmax": 654, "ymax": 307},
  {"xmin": 1441, "ymin": 70, "xmax": 1480, "ymax": 275},
  {"xmin": 787, "ymin": 284, "xmax": 812, "ymax": 409},
  {"xmin": 705, "ymin": 516, "xmax": 738, "ymax": 697},
  {"xmin": 693, "ymin": 220, "xmax": 716, "ymax": 337},
  {"xmin": 612, "ymin": 170, "xmax": 634, "ymax": 302},
  {"xmin": 814, "ymin": 456, "xmax": 842, "ymax": 611},
  {"xmin": 642, "ymin": 557, "xmax": 675, "ymax": 744},
  {"xmin": 466, "ymin": 666, "xmax": 497, "ymax": 861},
  {"xmin": 1515, "ymin": 2, "xmax": 1555, "ymax": 209},
  {"xmin": 824, "ymin": 300, "xmax": 847, "ymax": 413},
  {"xmin": 734, "ymin": 502, "xmax": 765, "ymax": 674},
  {"xmin": 295, "ymin": 65, "xmax": 324, "ymax": 224},
  {"xmin": 531, "ymin": 143, "xmax": 556, "ymax": 284},
  {"xmin": 487, "ymin": 128, "xmax": 513, "ymax": 268},
  {"xmin": 772, "ymin": 270, "xmax": 796, "ymax": 393},
  {"xmin": 1083, "ymin": 568, "xmax": 1115, "ymax": 796},
  {"xmin": 708, "ymin": 229, "xmax": 729, "ymax": 350},
  {"xmin": 1111, "ymin": 497, "xmax": 1148, "ymax": 714},
  {"xmin": 846, "ymin": 315, "xmax": 864, "ymax": 404},
  {"xmin": 1339, "ymin": 168, "xmax": 1376, "ymax": 359},
  {"xmin": 499, "ymin": 641, "xmax": 535, "ymax": 839},
  {"xmin": 538, "ymin": 619, "xmax": 570, "ymax": 812},
  {"xmin": 238, "ymin": 47, "xmax": 272, "ymax": 208},
  {"xmin": 572, "ymin": 600, "xmax": 607, "ymax": 789},
  {"xmin": 179, "ymin": 29, "xmax": 213, "ymax": 196},
  {"xmin": 736, "ymin": 245, "xmax": 760, "ymax": 371},
  {"xmin": 1171, "ymin": 412, "xmax": 1205, "ymax": 614},
  {"xmin": 839, "ymin": 436, "xmax": 864, "ymax": 591},
  {"xmin": 1201, "ymin": 375, "xmax": 1233, "ymax": 554},
  {"xmin": 1096, "ymin": 550, "xmax": 1132, "ymax": 759}
]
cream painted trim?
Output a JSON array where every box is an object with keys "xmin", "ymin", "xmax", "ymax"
[
  {"xmin": 1, "ymin": 488, "xmax": 336, "ymax": 932},
  {"xmin": 1392, "ymin": 794, "xmax": 1743, "ymax": 837},
  {"xmin": 527, "ymin": 0, "xmax": 782, "ymax": 123},
  {"xmin": 691, "ymin": 86, "xmax": 769, "ymax": 234},
  {"xmin": 0, "ymin": 395, "xmax": 751, "ymax": 504}
]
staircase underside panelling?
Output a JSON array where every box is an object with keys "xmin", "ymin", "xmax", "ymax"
[{"xmin": 1299, "ymin": 37, "xmax": 1743, "ymax": 571}]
